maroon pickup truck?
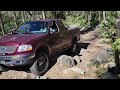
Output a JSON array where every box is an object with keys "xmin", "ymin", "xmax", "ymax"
[{"xmin": 0, "ymin": 19, "xmax": 80, "ymax": 75}]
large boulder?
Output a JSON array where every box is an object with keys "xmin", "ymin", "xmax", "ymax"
[
  {"xmin": 101, "ymin": 72, "xmax": 117, "ymax": 79},
  {"xmin": 93, "ymin": 48, "xmax": 112, "ymax": 64},
  {"xmin": 57, "ymin": 55, "xmax": 75, "ymax": 67}
]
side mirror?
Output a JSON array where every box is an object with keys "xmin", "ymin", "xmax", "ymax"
[{"xmin": 10, "ymin": 28, "xmax": 17, "ymax": 34}]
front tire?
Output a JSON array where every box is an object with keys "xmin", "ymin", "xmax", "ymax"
[
  {"xmin": 0, "ymin": 65, "xmax": 9, "ymax": 72},
  {"xmin": 30, "ymin": 52, "xmax": 49, "ymax": 76}
]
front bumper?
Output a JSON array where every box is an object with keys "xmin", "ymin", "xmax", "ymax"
[{"xmin": 0, "ymin": 53, "xmax": 35, "ymax": 67}]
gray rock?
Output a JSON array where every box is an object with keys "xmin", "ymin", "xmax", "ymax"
[
  {"xmin": 80, "ymin": 49, "xmax": 86, "ymax": 54},
  {"xmin": 93, "ymin": 48, "xmax": 112, "ymax": 64},
  {"xmin": 108, "ymin": 62, "xmax": 116, "ymax": 68},
  {"xmin": 57, "ymin": 55, "xmax": 75, "ymax": 67},
  {"xmin": 101, "ymin": 72, "xmax": 117, "ymax": 79},
  {"xmin": 73, "ymin": 55, "xmax": 81, "ymax": 63}
]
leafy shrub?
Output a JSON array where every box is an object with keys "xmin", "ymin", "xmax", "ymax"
[
  {"xmin": 98, "ymin": 20, "xmax": 116, "ymax": 38},
  {"xmin": 112, "ymin": 38, "xmax": 120, "ymax": 51},
  {"xmin": 95, "ymin": 67, "xmax": 107, "ymax": 78},
  {"xmin": 63, "ymin": 15, "xmax": 87, "ymax": 28}
]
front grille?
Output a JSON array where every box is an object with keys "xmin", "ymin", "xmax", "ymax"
[{"xmin": 0, "ymin": 46, "xmax": 17, "ymax": 54}]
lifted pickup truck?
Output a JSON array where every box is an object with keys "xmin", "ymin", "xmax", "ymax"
[{"xmin": 0, "ymin": 19, "xmax": 80, "ymax": 75}]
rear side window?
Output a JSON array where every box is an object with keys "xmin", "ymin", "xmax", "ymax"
[
  {"xmin": 56, "ymin": 20, "xmax": 66, "ymax": 31},
  {"xmin": 49, "ymin": 21, "xmax": 59, "ymax": 34}
]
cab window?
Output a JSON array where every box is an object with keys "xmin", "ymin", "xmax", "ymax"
[{"xmin": 49, "ymin": 21, "xmax": 58, "ymax": 34}]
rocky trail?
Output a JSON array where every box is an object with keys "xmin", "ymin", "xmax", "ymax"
[
  {"xmin": 43, "ymin": 29, "xmax": 112, "ymax": 79},
  {"xmin": 0, "ymin": 28, "xmax": 115, "ymax": 79}
]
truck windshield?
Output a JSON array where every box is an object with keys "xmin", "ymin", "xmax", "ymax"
[{"xmin": 16, "ymin": 22, "xmax": 48, "ymax": 34}]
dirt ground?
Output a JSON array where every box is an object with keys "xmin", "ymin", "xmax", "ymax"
[{"xmin": 0, "ymin": 28, "xmax": 113, "ymax": 79}]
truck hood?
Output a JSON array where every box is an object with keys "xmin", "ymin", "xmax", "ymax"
[{"xmin": 0, "ymin": 34, "xmax": 44, "ymax": 44}]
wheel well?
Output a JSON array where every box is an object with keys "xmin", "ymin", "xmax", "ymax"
[
  {"xmin": 73, "ymin": 36, "xmax": 77, "ymax": 42},
  {"xmin": 36, "ymin": 47, "xmax": 49, "ymax": 56}
]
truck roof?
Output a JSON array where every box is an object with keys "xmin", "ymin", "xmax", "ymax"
[{"xmin": 25, "ymin": 19, "xmax": 62, "ymax": 23}]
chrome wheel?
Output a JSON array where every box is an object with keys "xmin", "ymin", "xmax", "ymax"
[{"xmin": 73, "ymin": 43, "xmax": 77, "ymax": 53}]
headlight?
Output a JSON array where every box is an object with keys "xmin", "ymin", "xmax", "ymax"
[{"xmin": 17, "ymin": 44, "xmax": 32, "ymax": 52}]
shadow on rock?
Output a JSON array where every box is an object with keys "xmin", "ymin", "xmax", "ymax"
[
  {"xmin": 101, "ymin": 66, "xmax": 118, "ymax": 79},
  {"xmin": 76, "ymin": 42, "xmax": 90, "ymax": 56},
  {"xmin": 48, "ymin": 42, "xmax": 90, "ymax": 72},
  {"xmin": 101, "ymin": 72, "xmax": 117, "ymax": 79}
]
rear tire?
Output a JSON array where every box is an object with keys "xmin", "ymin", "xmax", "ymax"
[
  {"xmin": 30, "ymin": 52, "xmax": 49, "ymax": 76},
  {"xmin": 69, "ymin": 41, "xmax": 77, "ymax": 55}
]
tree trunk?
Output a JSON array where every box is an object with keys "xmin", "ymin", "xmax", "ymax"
[
  {"xmin": 12, "ymin": 11, "xmax": 18, "ymax": 28},
  {"xmin": 0, "ymin": 11, "xmax": 5, "ymax": 36},
  {"xmin": 103, "ymin": 11, "xmax": 106, "ymax": 20},
  {"xmin": 39, "ymin": 11, "xmax": 42, "ymax": 20},
  {"xmin": 25, "ymin": 11, "xmax": 28, "ymax": 21},
  {"xmin": 99, "ymin": 11, "xmax": 101, "ymax": 20},
  {"xmin": 66, "ymin": 11, "xmax": 68, "ymax": 16},
  {"xmin": 88, "ymin": 11, "xmax": 91, "ymax": 27},
  {"xmin": 22, "ymin": 11, "xmax": 27, "ymax": 21},
  {"xmin": 37, "ymin": 11, "xmax": 41, "ymax": 20},
  {"xmin": 85, "ymin": 11, "xmax": 88, "ymax": 23},
  {"xmin": 21, "ymin": 11, "xmax": 25, "ymax": 22},
  {"xmin": 32, "ymin": 11, "xmax": 36, "ymax": 20},
  {"xmin": 42, "ymin": 11, "xmax": 46, "ymax": 19}
]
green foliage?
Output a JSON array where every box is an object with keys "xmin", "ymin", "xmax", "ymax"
[
  {"xmin": 90, "ymin": 11, "xmax": 99, "ymax": 26},
  {"xmin": 98, "ymin": 12, "xmax": 116, "ymax": 39},
  {"xmin": 16, "ymin": 15, "xmax": 23, "ymax": 27},
  {"xmin": 3, "ymin": 14, "xmax": 13, "ymax": 34},
  {"xmin": 117, "ymin": 74, "xmax": 120, "ymax": 78},
  {"xmin": 46, "ymin": 11, "xmax": 53, "ymax": 19},
  {"xmin": 112, "ymin": 38, "xmax": 120, "ymax": 51},
  {"xmin": 99, "ymin": 28, "xmax": 115, "ymax": 38},
  {"xmin": 63, "ymin": 13, "xmax": 88, "ymax": 28},
  {"xmin": 95, "ymin": 67, "xmax": 107, "ymax": 78}
]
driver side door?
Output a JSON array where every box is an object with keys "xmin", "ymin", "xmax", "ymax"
[{"xmin": 47, "ymin": 21, "xmax": 64, "ymax": 54}]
